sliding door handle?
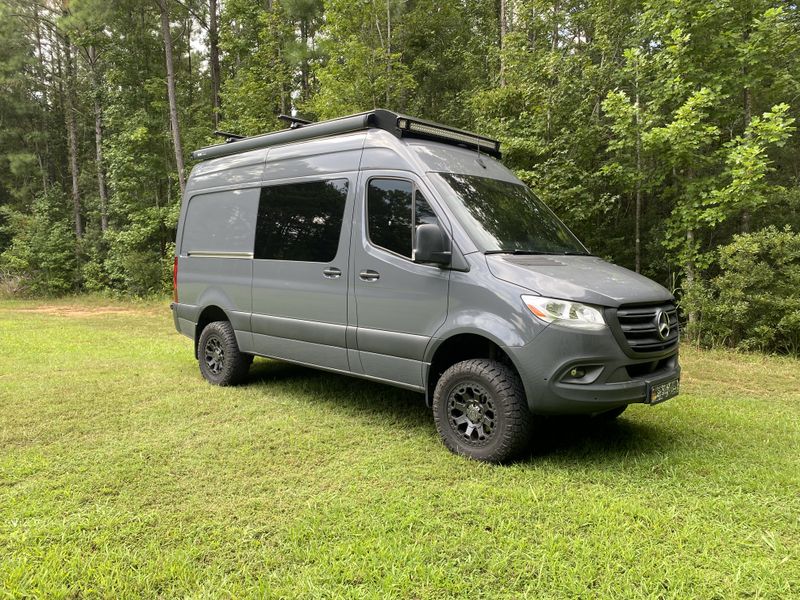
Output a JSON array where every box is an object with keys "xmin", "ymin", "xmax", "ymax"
[
  {"xmin": 359, "ymin": 269, "xmax": 380, "ymax": 282},
  {"xmin": 322, "ymin": 267, "xmax": 342, "ymax": 279}
]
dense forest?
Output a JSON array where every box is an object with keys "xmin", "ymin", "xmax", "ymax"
[{"xmin": 0, "ymin": 0, "xmax": 799, "ymax": 352}]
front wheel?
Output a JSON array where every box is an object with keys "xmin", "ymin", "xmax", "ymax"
[
  {"xmin": 432, "ymin": 359, "xmax": 533, "ymax": 463},
  {"xmin": 197, "ymin": 320, "xmax": 251, "ymax": 386}
]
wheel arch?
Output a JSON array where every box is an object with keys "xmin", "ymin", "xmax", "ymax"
[
  {"xmin": 194, "ymin": 305, "xmax": 230, "ymax": 358},
  {"xmin": 424, "ymin": 331, "xmax": 527, "ymax": 407}
]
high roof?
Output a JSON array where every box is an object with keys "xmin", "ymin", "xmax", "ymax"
[{"xmin": 190, "ymin": 109, "xmax": 501, "ymax": 161}]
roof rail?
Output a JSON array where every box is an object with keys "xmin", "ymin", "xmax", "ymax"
[{"xmin": 190, "ymin": 109, "xmax": 501, "ymax": 161}]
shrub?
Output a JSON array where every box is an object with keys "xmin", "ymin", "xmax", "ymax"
[
  {"xmin": 0, "ymin": 187, "xmax": 79, "ymax": 296},
  {"xmin": 685, "ymin": 226, "xmax": 800, "ymax": 354}
]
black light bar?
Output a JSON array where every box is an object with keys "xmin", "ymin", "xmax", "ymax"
[{"xmin": 395, "ymin": 116, "xmax": 501, "ymax": 157}]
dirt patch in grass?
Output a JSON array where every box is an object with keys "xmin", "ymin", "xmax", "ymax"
[{"xmin": 10, "ymin": 305, "xmax": 160, "ymax": 318}]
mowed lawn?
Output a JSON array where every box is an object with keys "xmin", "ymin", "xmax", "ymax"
[{"xmin": 0, "ymin": 299, "xmax": 798, "ymax": 599}]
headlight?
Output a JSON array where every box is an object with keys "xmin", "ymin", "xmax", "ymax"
[{"xmin": 522, "ymin": 295, "xmax": 606, "ymax": 330}]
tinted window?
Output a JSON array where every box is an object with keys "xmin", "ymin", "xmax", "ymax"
[
  {"xmin": 415, "ymin": 191, "xmax": 438, "ymax": 227},
  {"xmin": 437, "ymin": 173, "xmax": 587, "ymax": 255},
  {"xmin": 181, "ymin": 189, "xmax": 258, "ymax": 254},
  {"xmin": 367, "ymin": 179, "xmax": 413, "ymax": 257},
  {"xmin": 367, "ymin": 179, "xmax": 438, "ymax": 258},
  {"xmin": 254, "ymin": 179, "xmax": 348, "ymax": 262}
]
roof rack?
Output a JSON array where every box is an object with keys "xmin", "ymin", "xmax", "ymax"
[{"xmin": 190, "ymin": 109, "xmax": 501, "ymax": 161}]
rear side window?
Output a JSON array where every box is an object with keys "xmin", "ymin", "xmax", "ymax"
[
  {"xmin": 181, "ymin": 188, "xmax": 259, "ymax": 254},
  {"xmin": 255, "ymin": 179, "xmax": 349, "ymax": 262},
  {"xmin": 367, "ymin": 178, "xmax": 438, "ymax": 258}
]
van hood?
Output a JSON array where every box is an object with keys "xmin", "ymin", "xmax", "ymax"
[{"xmin": 485, "ymin": 254, "xmax": 673, "ymax": 307}]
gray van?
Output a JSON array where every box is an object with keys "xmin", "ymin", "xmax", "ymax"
[{"xmin": 171, "ymin": 109, "xmax": 680, "ymax": 462}]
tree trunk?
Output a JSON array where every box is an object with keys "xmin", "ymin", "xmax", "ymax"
[
  {"xmin": 634, "ymin": 73, "xmax": 642, "ymax": 273},
  {"xmin": 94, "ymin": 95, "xmax": 108, "ymax": 233},
  {"xmin": 741, "ymin": 21, "xmax": 753, "ymax": 233},
  {"xmin": 158, "ymin": 0, "xmax": 186, "ymax": 195},
  {"xmin": 299, "ymin": 19, "xmax": 309, "ymax": 101},
  {"xmin": 63, "ymin": 34, "xmax": 83, "ymax": 238},
  {"xmin": 86, "ymin": 45, "xmax": 109, "ymax": 232},
  {"xmin": 685, "ymin": 228, "xmax": 697, "ymax": 330},
  {"xmin": 34, "ymin": 2, "xmax": 50, "ymax": 192},
  {"xmin": 551, "ymin": 0, "xmax": 559, "ymax": 51},
  {"xmin": 741, "ymin": 84, "xmax": 753, "ymax": 233},
  {"xmin": 94, "ymin": 99, "xmax": 109, "ymax": 232},
  {"xmin": 209, "ymin": 0, "xmax": 221, "ymax": 126},
  {"xmin": 499, "ymin": 0, "xmax": 507, "ymax": 86},
  {"xmin": 386, "ymin": 2, "xmax": 391, "ymax": 106}
]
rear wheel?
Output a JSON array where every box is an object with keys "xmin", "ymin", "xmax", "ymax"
[
  {"xmin": 198, "ymin": 321, "xmax": 251, "ymax": 386},
  {"xmin": 432, "ymin": 359, "xmax": 533, "ymax": 463}
]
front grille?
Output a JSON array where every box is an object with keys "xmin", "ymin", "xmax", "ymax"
[{"xmin": 615, "ymin": 302, "xmax": 679, "ymax": 353}]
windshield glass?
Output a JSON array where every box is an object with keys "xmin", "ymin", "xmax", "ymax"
[{"xmin": 435, "ymin": 173, "xmax": 588, "ymax": 255}]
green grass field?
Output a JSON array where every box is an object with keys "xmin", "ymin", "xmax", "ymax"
[{"xmin": 0, "ymin": 298, "xmax": 798, "ymax": 598}]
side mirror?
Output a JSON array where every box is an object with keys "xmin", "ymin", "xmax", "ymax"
[{"xmin": 414, "ymin": 223, "xmax": 451, "ymax": 266}]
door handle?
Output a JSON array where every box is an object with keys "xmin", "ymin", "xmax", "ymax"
[
  {"xmin": 322, "ymin": 267, "xmax": 342, "ymax": 279},
  {"xmin": 359, "ymin": 269, "xmax": 380, "ymax": 282}
]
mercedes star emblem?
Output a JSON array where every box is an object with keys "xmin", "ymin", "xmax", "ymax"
[{"xmin": 655, "ymin": 309, "xmax": 670, "ymax": 340}]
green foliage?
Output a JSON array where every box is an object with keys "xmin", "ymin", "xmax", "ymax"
[
  {"xmin": 306, "ymin": 0, "xmax": 416, "ymax": 118},
  {"xmin": 0, "ymin": 187, "xmax": 78, "ymax": 295},
  {"xmin": 0, "ymin": 0, "xmax": 798, "ymax": 354},
  {"xmin": 219, "ymin": 1, "xmax": 293, "ymax": 134},
  {"xmin": 685, "ymin": 227, "xmax": 800, "ymax": 353},
  {"xmin": 711, "ymin": 104, "xmax": 796, "ymax": 226}
]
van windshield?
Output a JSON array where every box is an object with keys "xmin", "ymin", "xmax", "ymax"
[{"xmin": 436, "ymin": 173, "xmax": 589, "ymax": 255}]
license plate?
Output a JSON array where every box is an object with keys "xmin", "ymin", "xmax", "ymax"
[{"xmin": 649, "ymin": 378, "xmax": 680, "ymax": 405}]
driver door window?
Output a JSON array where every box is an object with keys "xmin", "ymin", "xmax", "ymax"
[{"xmin": 366, "ymin": 178, "xmax": 437, "ymax": 259}]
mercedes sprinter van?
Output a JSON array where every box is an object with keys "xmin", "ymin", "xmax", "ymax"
[{"xmin": 171, "ymin": 109, "xmax": 680, "ymax": 462}]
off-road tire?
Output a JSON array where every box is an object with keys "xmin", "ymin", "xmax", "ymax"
[
  {"xmin": 432, "ymin": 359, "xmax": 534, "ymax": 463},
  {"xmin": 197, "ymin": 320, "xmax": 251, "ymax": 386}
]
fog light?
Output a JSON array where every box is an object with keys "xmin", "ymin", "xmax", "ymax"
[{"xmin": 561, "ymin": 364, "xmax": 603, "ymax": 384}]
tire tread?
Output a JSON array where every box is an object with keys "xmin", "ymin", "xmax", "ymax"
[
  {"xmin": 432, "ymin": 358, "xmax": 533, "ymax": 463},
  {"xmin": 198, "ymin": 320, "xmax": 250, "ymax": 386}
]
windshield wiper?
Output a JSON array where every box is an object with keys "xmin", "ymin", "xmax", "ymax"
[
  {"xmin": 484, "ymin": 249, "xmax": 592, "ymax": 256},
  {"xmin": 484, "ymin": 249, "xmax": 548, "ymax": 255}
]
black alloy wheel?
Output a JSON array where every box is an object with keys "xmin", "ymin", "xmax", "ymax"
[
  {"xmin": 197, "ymin": 320, "xmax": 251, "ymax": 386},
  {"xmin": 433, "ymin": 359, "xmax": 533, "ymax": 463}
]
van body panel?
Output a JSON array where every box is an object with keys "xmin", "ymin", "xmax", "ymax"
[
  {"xmin": 486, "ymin": 254, "xmax": 673, "ymax": 307},
  {"xmin": 428, "ymin": 253, "xmax": 544, "ymax": 350},
  {"xmin": 176, "ymin": 186, "xmax": 259, "ymax": 345},
  {"xmin": 355, "ymin": 351, "xmax": 425, "ymax": 391},
  {"xmin": 252, "ymin": 332, "xmax": 349, "ymax": 372},
  {"xmin": 250, "ymin": 258, "xmax": 350, "ymax": 370},
  {"xmin": 350, "ymin": 170, "xmax": 451, "ymax": 388},
  {"xmin": 250, "ymin": 171, "xmax": 358, "ymax": 372},
  {"xmin": 508, "ymin": 323, "xmax": 680, "ymax": 414},
  {"xmin": 409, "ymin": 140, "xmax": 520, "ymax": 184},
  {"xmin": 359, "ymin": 147, "xmax": 417, "ymax": 173},
  {"xmin": 178, "ymin": 255, "xmax": 253, "ymax": 322},
  {"xmin": 263, "ymin": 133, "xmax": 365, "ymax": 182},
  {"xmin": 356, "ymin": 327, "xmax": 430, "ymax": 361},
  {"xmin": 251, "ymin": 314, "xmax": 346, "ymax": 348},
  {"xmin": 186, "ymin": 148, "xmax": 268, "ymax": 191}
]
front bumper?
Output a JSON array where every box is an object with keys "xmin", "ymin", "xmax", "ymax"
[{"xmin": 508, "ymin": 323, "xmax": 680, "ymax": 415}]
